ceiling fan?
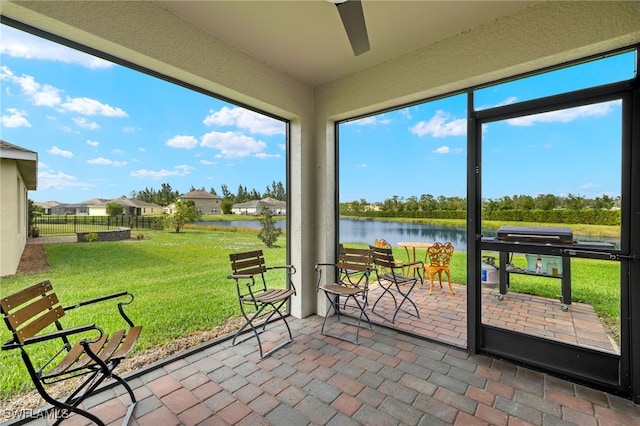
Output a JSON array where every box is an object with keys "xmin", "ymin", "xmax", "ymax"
[{"xmin": 330, "ymin": 0, "xmax": 370, "ymax": 56}]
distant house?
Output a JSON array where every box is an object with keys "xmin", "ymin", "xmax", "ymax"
[
  {"xmin": 35, "ymin": 198, "xmax": 163, "ymax": 216},
  {"xmin": 34, "ymin": 200, "xmax": 62, "ymax": 215},
  {"xmin": 170, "ymin": 190, "xmax": 223, "ymax": 214},
  {"xmin": 84, "ymin": 197, "xmax": 163, "ymax": 216},
  {"xmin": 231, "ymin": 197, "xmax": 286, "ymax": 216},
  {"xmin": 0, "ymin": 140, "xmax": 37, "ymax": 277}
]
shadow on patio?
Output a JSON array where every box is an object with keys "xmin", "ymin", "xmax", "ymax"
[{"xmin": 6, "ymin": 315, "xmax": 639, "ymax": 425}]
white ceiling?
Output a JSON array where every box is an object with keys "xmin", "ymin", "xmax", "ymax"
[{"xmin": 157, "ymin": 1, "xmax": 536, "ymax": 87}]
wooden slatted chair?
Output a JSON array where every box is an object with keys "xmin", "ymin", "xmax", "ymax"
[
  {"xmin": 315, "ymin": 245, "xmax": 373, "ymax": 344},
  {"xmin": 423, "ymin": 242, "xmax": 456, "ymax": 295},
  {"xmin": 228, "ymin": 250, "xmax": 297, "ymax": 358},
  {"xmin": 370, "ymin": 245, "xmax": 422, "ymax": 323},
  {"xmin": 0, "ymin": 280, "xmax": 141, "ymax": 426},
  {"xmin": 373, "ymin": 239, "xmax": 405, "ymax": 275}
]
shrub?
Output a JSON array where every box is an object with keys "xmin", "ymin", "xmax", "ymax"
[
  {"xmin": 84, "ymin": 232, "xmax": 99, "ymax": 242},
  {"xmin": 258, "ymin": 208, "xmax": 282, "ymax": 248}
]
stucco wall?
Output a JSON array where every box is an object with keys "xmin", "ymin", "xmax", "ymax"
[{"xmin": 0, "ymin": 159, "xmax": 27, "ymax": 277}]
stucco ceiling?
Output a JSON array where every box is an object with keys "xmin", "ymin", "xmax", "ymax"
[{"xmin": 156, "ymin": 1, "xmax": 536, "ymax": 86}]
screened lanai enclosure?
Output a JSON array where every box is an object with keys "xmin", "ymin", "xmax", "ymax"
[
  {"xmin": 2, "ymin": 1, "xmax": 639, "ymax": 404},
  {"xmin": 338, "ymin": 49, "xmax": 638, "ymax": 398}
]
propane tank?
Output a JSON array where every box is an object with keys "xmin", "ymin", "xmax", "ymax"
[{"xmin": 481, "ymin": 256, "xmax": 499, "ymax": 287}]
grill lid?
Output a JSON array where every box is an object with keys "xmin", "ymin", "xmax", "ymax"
[{"xmin": 496, "ymin": 226, "xmax": 574, "ymax": 244}]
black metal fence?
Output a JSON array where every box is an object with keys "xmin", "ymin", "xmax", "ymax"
[{"xmin": 33, "ymin": 215, "xmax": 164, "ymax": 236}]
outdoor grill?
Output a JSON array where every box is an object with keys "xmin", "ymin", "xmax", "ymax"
[{"xmin": 496, "ymin": 226, "xmax": 574, "ymax": 244}]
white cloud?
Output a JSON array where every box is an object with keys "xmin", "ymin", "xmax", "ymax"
[
  {"xmin": 0, "ymin": 66, "xmax": 62, "ymax": 107},
  {"xmin": 1, "ymin": 66, "xmax": 126, "ymax": 120},
  {"xmin": 355, "ymin": 164, "xmax": 368, "ymax": 168},
  {"xmin": 72, "ymin": 117, "xmax": 100, "ymax": 130},
  {"xmin": 200, "ymin": 159, "xmax": 216, "ymax": 165},
  {"xmin": 47, "ymin": 146, "xmax": 74, "ymax": 158},
  {"xmin": 87, "ymin": 157, "xmax": 127, "ymax": 166},
  {"xmin": 138, "ymin": 147, "xmax": 146, "ymax": 152},
  {"xmin": 347, "ymin": 116, "xmax": 391, "ymax": 126},
  {"xmin": 166, "ymin": 135, "xmax": 199, "ymax": 149},
  {"xmin": 31, "ymin": 84, "xmax": 61, "ymax": 107},
  {"xmin": 0, "ymin": 25, "xmax": 113, "ymax": 69},
  {"xmin": 479, "ymin": 96, "xmax": 518, "ymax": 110},
  {"xmin": 1, "ymin": 108, "xmax": 31, "ymax": 127},
  {"xmin": 123, "ymin": 126, "xmax": 140, "ymax": 134},
  {"xmin": 61, "ymin": 97, "xmax": 128, "ymax": 117},
  {"xmin": 433, "ymin": 146, "xmax": 450, "ymax": 154},
  {"xmin": 410, "ymin": 110, "xmax": 466, "ymax": 137},
  {"xmin": 86, "ymin": 139, "xmax": 100, "ymax": 147},
  {"xmin": 130, "ymin": 164, "xmax": 194, "ymax": 179},
  {"xmin": 255, "ymin": 152, "xmax": 281, "ymax": 159},
  {"xmin": 38, "ymin": 170, "xmax": 79, "ymax": 190},
  {"xmin": 200, "ymin": 131, "xmax": 267, "ymax": 159},
  {"xmin": 508, "ymin": 101, "xmax": 617, "ymax": 126},
  {"xmin": 203, "ymin": 106, "xmax": 285, "ymax": 135}
]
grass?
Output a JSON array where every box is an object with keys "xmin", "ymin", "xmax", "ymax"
[
  {"xmin": 0, "ymin": 227, "xmax": 621, "ymax": 400},
  {"xmin": 0, "ymin": 229, "xmax": 287, "ymax": 399}
]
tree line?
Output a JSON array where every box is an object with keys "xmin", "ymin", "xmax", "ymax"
[
  {"xmin": 341, "ymin": 193, "xmax": 621, "ymax": 226},
  {"xmin": 342, "ymin": 193, "xmax": 619, "ymax": 214},
  {"xmin": 130, "ymin": 180, "xmax": 286, "ymax": 207}
]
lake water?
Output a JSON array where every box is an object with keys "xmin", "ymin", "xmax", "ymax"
[
  {"xmin": 199, "ymin": 218, "xmax": 469, "ymax": 250},
  {"xmin": 198, "ymin": 218, "xmax": 620, "ymax": 251}
]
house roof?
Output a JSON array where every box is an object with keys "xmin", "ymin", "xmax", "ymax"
[
  {"xmin": 233, "ymin": 197, "xmax": 286, "ymax": 210},
  {"xmin": 0, "ymin": 140, "xmax": 37, "ymax": 190},
  {"xmin": 54, "ymin": 197, "xmax": 163, "ymax": 209},
  {"xmin": 34, "ymin": 201, "xmax": 61, "ymax": 208},
  {"xmin": 179, "ymin": 190, "xmax": 222, "ymax": 200}
]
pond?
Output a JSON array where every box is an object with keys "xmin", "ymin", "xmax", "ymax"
[
  {"xmin": 199, "ymin": 218, "xmax": 620, "ymax": 252},
  {"xmin": 199, "ymin": 218, "xmax": 469, "ymax": 250}
]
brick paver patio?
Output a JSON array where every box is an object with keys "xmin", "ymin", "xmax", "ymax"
[
  {"xmin": 366, "ymin": 280, "xmax": 618, "ymax": 354},
  {"xmin": 11, "ymin": 237, "xmax": 629, "ymax": 425},
  {"xmin": 5, "ymin": 316, "xmax": 639, "ymax": 425}
]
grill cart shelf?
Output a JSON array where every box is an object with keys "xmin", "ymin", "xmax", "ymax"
[
  {"xmin": 483, "ymin": 226, "xmax": 616, "ymax": 312},
  {"xmin": 498, "ymin": 251, "xmax": 572, "ymax": 311},
  {"xmin": 492, "ymin": 226, "xmax": 575, "ymax": 311}
]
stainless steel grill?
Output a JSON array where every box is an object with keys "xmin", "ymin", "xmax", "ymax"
[{"xmin": 496, "ymin": 226, "xmax": 573, "ymax": 244}]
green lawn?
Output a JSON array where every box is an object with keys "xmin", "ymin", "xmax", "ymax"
[
  {"xmin": 0, "ymin": 228, "xmax": 621, "ymax": 400},
  {"xmin": 0, "ymin": 229, "xmax": 287, "ymax": 399}
]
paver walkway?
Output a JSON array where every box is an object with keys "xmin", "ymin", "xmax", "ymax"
[
  {"xmin": 6, "ymin": 316, "xmax": 639, "ymax": 425},
  {"xmin": 26, "ymin": 236, "xmax": 76, "ymax": 244}
]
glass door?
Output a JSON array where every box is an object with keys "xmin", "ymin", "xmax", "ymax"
[{"xmin": 475, "ymin": 92, "xmax": 631, "ymax": 395}]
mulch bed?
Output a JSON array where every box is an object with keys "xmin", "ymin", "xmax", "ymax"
[{"xmin": 16, "ymin": 244, "xmax": 50, "ymax": 275}]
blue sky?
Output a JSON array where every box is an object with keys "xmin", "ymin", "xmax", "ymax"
[
  {"xmin": 340, "ymin": 51, "xmax": 635, "ymax": 202},
  {"xmin": 1, "ymin": 25, "xmax": 286, "ymax": 203},
  {"xmin": 1, "ymin": 24, "xmax": 636, "ymax": 205}
]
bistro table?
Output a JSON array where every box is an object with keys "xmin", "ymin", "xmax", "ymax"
[{"xmin": 398, "ymin": 241, "xmax": 434, "ymax": 277}]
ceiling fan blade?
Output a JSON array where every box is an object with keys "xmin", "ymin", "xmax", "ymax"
[{"xmin": 336, "ymin": 0, "xmax": 370, "ymax": 56}]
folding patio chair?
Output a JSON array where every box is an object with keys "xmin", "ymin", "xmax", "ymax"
[
  {"xmin": 370, "ymin": 244, "xmax": 422, "ymax": 323},
  {"xmin": 1, "ymin": 280, "xmax": 141, "ymax": 426},
  {"xmin": 228, "ymin": 250, "xmax": 296, "ymax": 358},
  {"xmin": 315, "ymin": 245, "xmax": 373, "ymax": 344},
  {"xmin": 373, "ymin": 239, "xmax": 405, "ymax": 275}
]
